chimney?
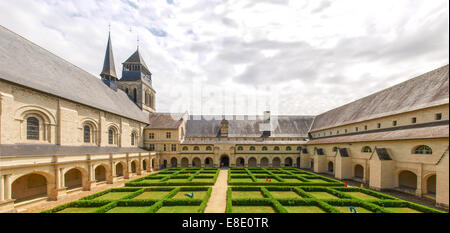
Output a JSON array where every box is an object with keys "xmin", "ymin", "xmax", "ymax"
[{"xmin": 261, "ymin": 111, "xmax": 271, "ymax": 137}]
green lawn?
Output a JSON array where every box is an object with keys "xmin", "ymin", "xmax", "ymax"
[
  {"xmin": 307, "ymin": 192, "xmax": 340, "ymax": 199},
  {"xmin": 57, "ymin": 207, "xmax": 98, "ymax": 213},
  {"xmin": 133, "ymin": 191, "xmax": 170, "ymax": 199},
  {"xmin": 334, "ymin": 206, "xmax": 373, "ymax": 213},
  {"xmin": 283, "ymin": 178, "xmax": 303, "ymax": 183},
  {"xmin": 166, "ymin": 179, "xmax": 189, "ymax": 183},
  {"xmin": 283, "ymin": 206, "xmax": 326, "ymax": 213},
  {"xmin": 232, "ymin": 206, "xmax": 276, "ymax": 213},
  {"xmin": 191, "ymin": 178, "xmax": 214, "ymax": 182},
  {"xmin": 231, "ymin": 178, "xmax": 254, "ymax": 183},
  {"xmin": 171, "ymin": 191, "xmax": 208, "ymax": 199},
  {"xmin": 256, "ymin": 178, "xmax": 280, "ymax": 183},
  {"xmin": 156, "ymin": 206, "xmax": 200, "ymax": 213},
  {"xmin": 305, "ymin": 179, "xmax": 330, "ymax": 183},
  {"xmin": 269, "ymin": 191, "xmax": 302, "ymax": 199},
  {"xmin": 106, "ymin": 206, "xmax": 152, "ymax": 213},
  {"xmin": 94, "ymin": 192, "xmax": 134, "ymax": 200},
  {"xmin": 232, "ymin": 191, "xmax": 265, "ymax": 199},
  {"xmin": 345, "ymin": 192, "xmax": 380, "ymax": 200},
  {"xmin": 384, "ymin": 207, "xmax": 422, "ymax": 213},
  {"xmin": 142, "ymin": 179, "xmax": 162, "ymax": 183}
]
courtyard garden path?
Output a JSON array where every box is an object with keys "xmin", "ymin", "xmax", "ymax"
[
  {"xmin": 204, "ymin": 169, "xmax": 228, "ymax": 213},
  {"xmin": 17, "ymin": 171, "xmax": 157, "ymax": 213}
]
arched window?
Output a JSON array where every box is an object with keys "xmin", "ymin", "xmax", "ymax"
[
  {"xmin": 262, "ymin": 146, "xmax": 268, "ymax": 151},
  {"xmin": 193, "ymin": 146, "xmax": 200, "ymax": 151},
  {"xmin": 206, "ymin": 146, "xmax": 212, "ymax": 151},
  {"xmin": 182, "ymin": 146, "xmax": 188, "ymax": 151},
  {"xmin": 26, "ymin": 117, "xmax": 39, "ymax": 140},
  {"xmin": 108, "ymin": 129, "xmax": 115, "ymax": 145},
  {"xmin": 297, "ymin": 146, "xmax": 302, "ymax": 151},
  {"xmin": 362, "ymin": 146, "xmax": 372, "ymax": 153},
  {"xmin": 332, "ymin": 146, "xmax": 338, "ymax": 152},
  {"xmin": 83, "ymin": 125, "xmax": 91, "ymax": 143},
  {"xmin": 131, "ymin": 132, "xmax": 136, "ymax": 146},
  {"xmin": 286, "ymin": 146, "xmax": 292, "ymax": 151},
  {"xmin": 249, "ymin": 146, "xmax": 255, "ymax": 151},
  {"xmin": 414, "ymin": 145, "xmax": 432, "ymax": 154},
  {"xmin": 237, "ymin": 146, "xmax": 243, "ymax": 151},
  {"xmin": 274, "ymin": 146, "xmax": 280, "ymax": 151}
]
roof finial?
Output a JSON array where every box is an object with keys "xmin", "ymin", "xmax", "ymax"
[
  {"xmin": 137, "ymin": 32, "xmax": 140, "ymax": 50},
  {"xmin": 108, "ymin": 23, "xmax": 111, "ymax": 35}
]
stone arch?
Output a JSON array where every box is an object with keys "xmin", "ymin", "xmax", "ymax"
[
  {"xmin": 354, "ymin": 164, "xmax": 364, "ymax": 178},
  {"xmin": 220, "ymin": 155, "xmax": 230, "ymax": 168},
  {"xmin": 16, "ymin": 107, "xmax": 56, "ymax": 142},
  {"xmin": 151, "ymin": 157, "xmax": 156, "ymax": 169},
  {"xmin": 260, "ymin": 157, "xmax": 269, "ymax": 168},
  {"xmin": 284, "ymin": 157, "xmax": 293, "ymax": 167},
  {"xmin": 192, "ymin": 157, "xmax": 201, "ymax": 168},
  {"xmin": 64, "ymin": 167, "xmax": 86, "ymax": 190},
  {"xmin": 398, "ymin": 170, "xmax": 418, "ymax": 190},
  {"xmin": 115, "ymin": 162, "xmax": 125, "ymax": 177},
  {"xmin": 11, "ymin": 172, "xmax": 53, "ymax": 203},
  {"xmin": 328, "ymin": 161, "xmax": 334, "ymax": 172},
  {"xmin": 106, "ymin": 124, "xmax": 120, "ymax": 146},
  {"xmin": 142, "ymin": 159, "xmax": 148, "ymax": 171},
  {"xmin": 296, "ymin": 157, "xmax": 300, "ymax": 168},
  {"xmin": 272, "ymin": 157, "xmax": 281, "ymax": 168},
  {"xmin": 181, "ymin": 157, "xmax": 189, "ymax": 168},
  {"xmin": 80, "ymin": 118, "xmax": 99, "ymax": 145},
  {"xmin": 94, "ymin": 164, "xmax": 109, "ymax": 182},
  {"xmin": 424, "ymin": 173, "xmax": 436, "ymax": 195},
  {"xmin": 248, "ymin": 157, "xmax": 257, "ymax": 168},
  {"xmin": 170, "ymin": 157, "xmax": 178, "ymax": 168},
  {"xmin": 310, "ymin": 159, "xmax": 314, "ymax": 169},
  {"xmin": 130, "ymin": 160, "xmax": 138, "ymax": 173},
  {"xmin": 236, "ymin": 157, "xmax": 245, "ymax": 168},
  {"xmin": 204, "ymin": 157, "xmax": 213, "ymax": 168}
]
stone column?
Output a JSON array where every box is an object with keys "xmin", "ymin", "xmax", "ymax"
[
  {"xmin": 5, "ymin": 175, "xmax": 11, "ymax": 200},
  {"xmin": 1, "ymin": 175, "xmax": 5, "ymax": 201},
  {"xmin": 416, "ymin": 165, "xmax": 423, "ymax": 197}
]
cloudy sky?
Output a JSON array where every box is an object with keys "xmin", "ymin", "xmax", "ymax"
[{"xmin": 0, "ymin": 0, "xmax": 448, "ymax": 116}]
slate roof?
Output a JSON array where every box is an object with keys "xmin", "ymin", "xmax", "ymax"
[
  {"xmin": 185, "ymin": 115, "xmax": 314, "ymax": 138},
  {"xmin": 0, "ymin": 144, "xmax": 150, "ymax": 157},
  {"xmin": 100, "ymin": 33, "xmax": 117, "ymax": 78},
  {"xmin": 310, "ymin": 65, "xmax": 449, "ymax": 132},
  {"xmin": 374, "ymin": 148, "xmax": 392, "ymax": 160},
  {"xmin": 123, "ymin": 49, "xmax": 150, "ymax": 72},
  {"xmin": 146, "ymin": 113, "xmax": 186, "ymax": 129},
  {"xmin": 307, "ymin": 124, "xmax": 448, "ymax": 144},
  {"xmin": 0, "ymin": 25, "xmax": 149, "ymax": 124}
]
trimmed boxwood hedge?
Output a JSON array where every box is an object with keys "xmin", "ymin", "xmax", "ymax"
[
  {"xmin": 331, "ymin": 187, "xmax": 398, "ymax": 200},
  {"xmin": 371, "ymin": 200, "xmax": 446, "ymax": 213}
]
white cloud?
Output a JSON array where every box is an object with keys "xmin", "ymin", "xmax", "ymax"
[{"xmin": 0, "ymin": 0, "xmax": 448, "ymax": 116}]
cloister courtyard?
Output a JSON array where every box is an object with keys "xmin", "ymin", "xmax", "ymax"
[{"xmin": 38, "ymin": 168, "xmax": 446, "ymax": 213}]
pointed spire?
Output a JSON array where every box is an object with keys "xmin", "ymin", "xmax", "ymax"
[
  {"xmin": 100, "ymin": 32, "xmax": 117, "ymax": 79},
  {"xmin": 124, "ymin": 49, "xmax": 150, "ymax": 72}
]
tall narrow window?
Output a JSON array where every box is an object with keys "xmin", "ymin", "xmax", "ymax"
[
  {"xmin": 83, "ymin": 125, "xmax": 91, "ymax": 143},
  {"xmin": 131, "ymin": 133, "xmax": 135, "ymax": 146},
  {"xmin": 412, "ymin": 117, "xmax": 417, "ymax": 124},
  {"xmin": 166, "ymin": 132, "xmax": 171, "ymax": 139},
  {"xmin": 133, "ymin": 88, "xmax": 137, "ymax": 103},
  {"xmin": 171, "ymin": 144, "xmax": 177, "ymax": 151},
  {"xmin": 26, "ymin": 117, "xmax": 39, "ymax": 140},
  {"xmin": 393, "ymin": 120, "xmax": 397, "ymax": 126},
  {"xmin": 377, "ymin": 123, "xmax": 381, "ymax": 128},
  {"xmin": 108, "ymin": 129, "xmax": 114, "ymax": 145}
]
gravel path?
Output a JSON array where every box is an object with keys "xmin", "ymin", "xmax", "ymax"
[
  {"xmin": 204, "ymin": 169, "xmax": 228, "ymax": 213},
  {"xmin": 16, "ymin": 172, "xmax": 155, "ymax": 213}
]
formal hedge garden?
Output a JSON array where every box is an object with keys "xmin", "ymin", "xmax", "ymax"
[
  {"xmin": 43, "ymin": 186, "xmax": 213, "ymax": 213},
  {"xmin": 228, "ymin": 168, "xmax": 343, "ymax": 186},
  {"xmin": 226, "ymin": 186, "xmax": 446, "ymax": 213},
  {"xmin": 125, "ymin": 168, "xmax": 220, "ymax": 186}
]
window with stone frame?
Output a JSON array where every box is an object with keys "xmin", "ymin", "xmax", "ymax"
[
  {"xmin": 171, "ymin": 144, "xmax": 177, "ymax": 151},
  {"xmin": 362, "ymin": 146, "xmax": 372, "ymax": 153},
  {"xmin": 83, "ymin": 125, "xmax": 91, "ymax": 143},
  {"xmin": 414, "ymin": 145, "xmax": 432, "ymax": 154},
  {"xmin": 26, "ymin": 117, "xmax": 39, "ymax": 140},
  {"xmin": 166, "ymin": 132, "xmax": 172, "ymax": 139},
  {"xmin": 149, "ymin": 132, "xmax": 155, "ymax": 139}
]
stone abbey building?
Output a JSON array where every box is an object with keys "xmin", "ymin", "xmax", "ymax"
[{"xmin": 0, "ymin": 25, "xmax": 448, "ymax": 212}]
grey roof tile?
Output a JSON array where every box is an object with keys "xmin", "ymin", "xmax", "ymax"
[
  {"xmin": 310, "ymin": 65, "xmax": 449, "ymax": 132},
  {"xmin": 0, "ymin": 25, "xmax": 149, "ymax": 124}
]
